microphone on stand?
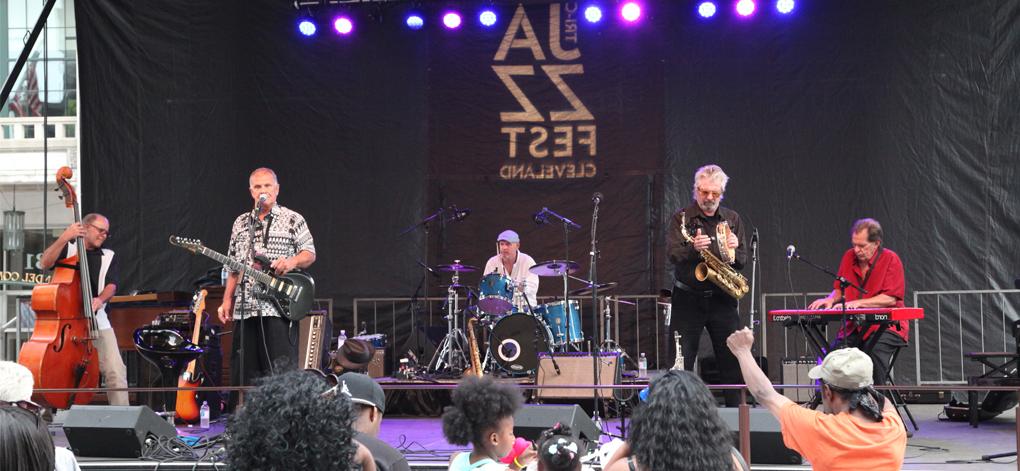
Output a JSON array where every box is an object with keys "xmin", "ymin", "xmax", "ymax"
[
  {"xmin": 786, "ymin": 245, "xmax": 796, "ymax": 260},
  {"xmin": 592, "ymin": 192, "xmax": 604, "ymax": 205},
  {"xmin": 451, "ymin": 206, "xmax": 471, "ymax": 221},
  {"xmin": 533, "ymin": 208, "xmax": 549, "ymax": 225}
]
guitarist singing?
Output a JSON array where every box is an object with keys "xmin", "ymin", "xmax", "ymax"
[{"xmin": 218, "ymin": 167, "xmax": 316, "ymax": 410}]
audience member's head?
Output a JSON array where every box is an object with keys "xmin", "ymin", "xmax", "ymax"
[
  {"xmin": 442, "ymin": 376, "xmax": 524, "ymax": 461},
  {"xmin": 809, "ymin": 347, "xmax": 886, "ymax": 420},
  {"xmin": 0, "ymin": 361, "xmax": 34, "ymax": 402},
  {"xmin": 338, "ymin": 372, "xmax": 386, "ymax": 437},
  {"xmin": 0, "ymin": 401, "xmax": 54, "ymax": 471},
  {"xmin": 629, "ymin": 370, "xmax": 734, "ymax": 470},
  {"xmin": 227, "ymin": 370, "xmax": 357, "ymax": 468},
  {"xmin": 331, "ymin": 339, "xmax": 376, "ymax": 375},
  {"xmin": 537, "ymin": 424, "xmax": 582, "ymax": 471}
]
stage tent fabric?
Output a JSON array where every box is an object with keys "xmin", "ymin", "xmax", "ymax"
[{"xmin": 76, "ymin": 0, "xmax": 1020, "ymax": 382}]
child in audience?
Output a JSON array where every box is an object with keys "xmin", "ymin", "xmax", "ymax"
[
  {"xmin": 536, "ymin": 424, "xmax": 582, "ymax": 471},
  {"xmin": 442, "ymin": 376, "xmax": 537, "ymax": 470}
]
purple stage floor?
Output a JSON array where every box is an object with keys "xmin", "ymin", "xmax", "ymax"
[{"xmin": 60, "ymin": 404, "xmax": 1018, "ymax": 470}]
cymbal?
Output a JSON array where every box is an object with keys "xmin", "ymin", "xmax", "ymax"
[
  {"xmin": 436, "ymin": 262, "xmax": 479, "ymax": 273},
  {"xmin": 529, "ymin": 260, "xmax": 580, "ymax": 277},
  {"xmin": 569, "ymin": 281, "xmax": 618, "ymax": 296}
]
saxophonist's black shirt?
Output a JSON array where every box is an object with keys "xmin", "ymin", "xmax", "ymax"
[{"xmin": 666, "ymin": 202, "xmax": 747, "ymax": 291}]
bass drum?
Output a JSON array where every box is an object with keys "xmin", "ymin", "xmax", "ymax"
[{"xmin": 488, "ymin": 314, "xmax": 553, "ymax": 374}]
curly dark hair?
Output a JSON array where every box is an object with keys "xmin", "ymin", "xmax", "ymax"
[
  {"xmin": 441, "ymin": 376, "xmax": 523, "ymax": 447},
  {"xmin": 226, "ymin": 370, "xmax": 357, "ymax": 469},
  {"xmin": 629, "ymin": 370, "xmax": 733, "ymax": 470},
  {"xmin": 0, "ymin": 406, "xmax": 54, "ymax": 471},
  {"xmin": 537, "ymin": 425, "xmax": 581, "ymax": 471}
]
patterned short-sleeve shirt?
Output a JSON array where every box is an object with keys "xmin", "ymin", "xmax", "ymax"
[{"xmin": 226, "ymin": 204, "xmax": 315, "ymax": 319}]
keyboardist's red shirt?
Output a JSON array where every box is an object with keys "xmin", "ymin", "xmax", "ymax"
[{"xmin": 835, "ymin": 246, "xmax": 908, "ymax": 341}]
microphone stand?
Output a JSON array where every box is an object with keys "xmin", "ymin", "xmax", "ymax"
[
  {"xmin": 789, "ymin": 251, "xmax": 868, "ymax": 349},
  {"xmin": 589, "ymin": 197, "xmax": 603, "ymax": 435},
  {"xmin": 237, "ymin": 201, "xmax": 262, "ymax": 397},
  {"xmin": 535, "ymin": 207, "xmax": 581, "ymax": 353}
]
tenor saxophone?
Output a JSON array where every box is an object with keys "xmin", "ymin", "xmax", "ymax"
[
  {"xmin": 679, "ymin": 211, "xmax": 750, "ymax": 299},
  {"xmin": 465, "ymin": 317, "xmax": 483, "ymax": 377}
]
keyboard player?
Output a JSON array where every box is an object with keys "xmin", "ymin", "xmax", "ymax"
[{"xmin": 807, "ymin": 218, "xmax": 908, "ymax": 385}]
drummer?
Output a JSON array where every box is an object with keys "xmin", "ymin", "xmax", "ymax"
[{"xmin": 483, "ymin": 230, "xmax": 540, "ymax": 309}]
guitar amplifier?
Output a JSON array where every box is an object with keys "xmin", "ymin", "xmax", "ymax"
[
  {"xmin": 781, "ymin": 358, "xmax": 816, "ymax": 403},
  {"xmin": 299, "ymin": 311, "xmax": 331, "ymax": 371}
]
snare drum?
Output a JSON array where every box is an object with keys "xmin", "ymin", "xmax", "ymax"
[
  {"xmin": 488, "ymin": 313, "xmax": 553, "ymax": 373},
  {"xmin": 479, "ymin": 273, "xmax": 515, "ymax": 315},
  {"xmin": 534, "ymin": 300, "xmax": 583, "ymax": 346}
]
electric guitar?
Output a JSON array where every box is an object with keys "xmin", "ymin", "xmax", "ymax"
[
  {"xmin": 174, "ymin": 289, "xmax": 207, "ymax": 423},
  {"xmin": 169, "ymin": 236, "xmax": 315, "ymax": 322}
]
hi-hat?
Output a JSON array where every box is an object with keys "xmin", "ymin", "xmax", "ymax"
[
  {"xmin": 436, "ymin": 262, "xmax": 479, "ymax": 273},
  {"xmin": 530, "ymin": 260, "xmax": 580, "ymax": 277},
  {"xmin": 569, "ymin": 281, "xmax": 618, "ymax": 296},
  {"xmin": 440, "ymin": 283, "xmax": 470, "ymax": 290}
]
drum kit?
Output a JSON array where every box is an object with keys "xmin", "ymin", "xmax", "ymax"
[{"xmin": 426, "ymin": 258, "xmax": 618, "ymax": 376}]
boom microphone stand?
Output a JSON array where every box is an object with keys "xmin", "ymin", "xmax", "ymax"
[{"xmin": 788, "ymin": 247, "xmax": 867, "ymax": 349}]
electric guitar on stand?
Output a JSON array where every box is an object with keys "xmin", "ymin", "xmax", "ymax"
[
  {"xmin": 175, "ymin": 289, "xmax": 207, "ymax": 423},
  {"xmin": 169, "ymin": 236, "xmax": 314, "ymax": 322}
]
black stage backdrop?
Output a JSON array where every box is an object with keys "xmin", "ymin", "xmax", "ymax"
[{"xmin": 77, "ymin": 0, "xmax": 1020, "ymax": 382}]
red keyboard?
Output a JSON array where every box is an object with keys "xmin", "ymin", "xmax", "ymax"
[{"xmin": 767, "ymin": 307, "xmax": 924, "ymax": 323}]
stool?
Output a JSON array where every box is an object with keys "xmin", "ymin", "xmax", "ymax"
[
  {"xmin": 134, "ymin": 327, "xmax": 204, "ymax": 414},
  {"xmin": 884, "ymin": 345, "xmax": 918, "ymax": 432}
]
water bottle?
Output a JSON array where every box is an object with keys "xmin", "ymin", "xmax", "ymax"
[
  {"xmin": 337, "ymin": 330, "xmax": 347, "ymax": 349},
  {"xmin": 220, "ymin": 267, "xmax": 227, "ymax": 286},
  {"xmin": 638, "ymin": 353, "xmax": 648, "ymax": 378},
  {"xmin": 200, "ymin": 401, "xmax": 210, "ymax": 429}
]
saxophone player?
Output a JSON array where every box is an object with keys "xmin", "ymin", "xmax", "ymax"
[{"xmin": 667, "ymin": 164, "xmax": 747, "ymax": 407}]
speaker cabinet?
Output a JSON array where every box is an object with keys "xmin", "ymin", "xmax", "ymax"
[
  {"xmin": 298, "ymin": 312, "xmax": 332, "ymax": 371},
  {"xmin": 513, "ymin": 404, "xmax": 600, "ymax": 451},
  {"xmin": 716, "ymin": 407, "xmax": 802, "ymax": 465},
  {"xmin": 535, "ymin": 352, "xmax": 620, "ymax": 399},
  {"xmin": 781, "ymin": 358, "xmax": 816, "ymax": 403},
  {"xmin": 63, "ymin": 405, "xmax": 177, "ymax": 458}
]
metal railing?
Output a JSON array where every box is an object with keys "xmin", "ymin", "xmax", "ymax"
[{"xmin": 914, "ymin": 289, "xmax": 1020, "ymax": 384}]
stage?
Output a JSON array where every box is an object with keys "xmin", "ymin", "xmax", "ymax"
[{"xmin": 53, "ymin": 403, "xmax": 1017, "ymax": 470}]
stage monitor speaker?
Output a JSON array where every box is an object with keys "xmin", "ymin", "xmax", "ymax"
[
  {"xmin": 716, "ymin": 407, "xmax": 802, "ymax": 465},
  {"xmin": 513, "ymin": 404, "xmax": 600, "ymax": 450},
  {"xmin": 63, "ymin": 405, "xmax": 177, "ymax": 458},
  {"xmin": 535, "ymin": 352, "xmax": 619, "ymax": 399},
  {"xmin": 781, "ymin": 358, "xmax": 815, "ymax": 403}
]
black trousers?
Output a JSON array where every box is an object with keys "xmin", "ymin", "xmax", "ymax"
[
  {"xmin": 227, "ymin": 315, "xmax": 299, "ymax": 411},
  {"xmin": 672, "ymin": 289, "xmax": 743, "ymax": 406},
  {"xmin": 840, "ymin": 329, "xmax": 908, "ymax": 385}
]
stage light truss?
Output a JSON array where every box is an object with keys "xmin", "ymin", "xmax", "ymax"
[{"xmin": 291, "ymin": 1, "xmax": 802, "ymax": 37}]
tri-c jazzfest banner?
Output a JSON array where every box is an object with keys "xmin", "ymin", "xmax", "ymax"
[{"xmin": 428, "ymin": 2, "xmax": 663, "ymax": 180}]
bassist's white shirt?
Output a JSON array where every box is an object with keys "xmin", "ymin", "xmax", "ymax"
[{"xmin": 64, "ymin": 242, "xmax": 115, "ymax": 330}]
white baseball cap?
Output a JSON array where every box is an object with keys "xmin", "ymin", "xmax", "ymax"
[{"xmin": 808, "ymin": 347, "xmax": 874, "ymax": 390}]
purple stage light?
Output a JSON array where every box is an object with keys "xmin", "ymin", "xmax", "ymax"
[
  {"xmin": 333, "ymin": 16, "xmax": 353, "ymax": 35},
  {"xmin": 443, "ymin": 12, "xmax": 462, "ymax": 29},
  {"xmin": 776, "ymin": 0, "xmax": 795, "ymax": 14},
  {"xmin": 406, "ymin": 14, "xmax": 424, "ymax": 30},
  {"xmin": 584, "ymin": 5, "xmax": 603, "ymax": 23},
  {"xmin": 479, "ymin": 10, "xmax": 497, "ymax": 27},
  {"xmin": 620, "ymin": 2, "xmax": 642, "ymax": 22},
  {"xmin": 736, "ymin": 0, "xmax": 756, "ymax": 16},
  {"xmin": 298, "ymin": 19, "xmax": 317, "ymax": 36},
  {"xmin": 697, "ymin": 2, "xmax": 717, "ymax": 18}
]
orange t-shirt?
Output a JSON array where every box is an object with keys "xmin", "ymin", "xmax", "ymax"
[{"xmin": 777, "ymin": 402, "xmax": 907, "ymax": 471}]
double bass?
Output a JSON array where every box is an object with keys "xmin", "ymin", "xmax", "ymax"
[{"xmin": 18, "ymin": 167, "xmax": 101, "ymax": 408}]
